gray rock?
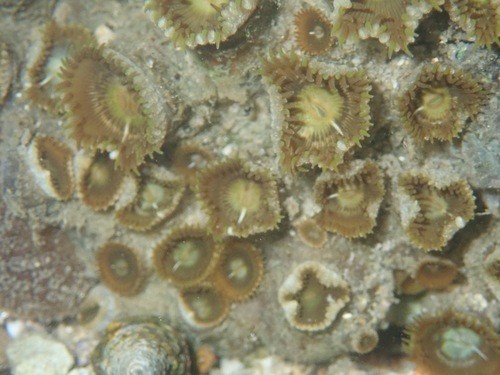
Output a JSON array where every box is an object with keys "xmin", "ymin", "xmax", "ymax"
[{"xmin": 7, "ymin": 335, "xmax": 74, "ymax": 375}]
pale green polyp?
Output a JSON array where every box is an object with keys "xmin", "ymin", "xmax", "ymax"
[
  {"xmin": 173, "ymin": 241, "xmax": 202, "ymax": 269},
  {"xmin": 440, "ymin": 327, "xmax": 482, "ymax": 361}
]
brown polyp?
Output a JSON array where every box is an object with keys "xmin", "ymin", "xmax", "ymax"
[
  {"xmin": 59, "ymin": 45, "xmax": 168, "ymax": 171},
  {"xmin": 314, "ymin": 160, "xmax": 385, "ymax": 238},
  {"xmin": 26, "ymin": 20, "xmax": 95, "ymax": 113},
  {"xmin": 295, "ymin": 218, "xmax": 328, "ymax": 248},
  {"xmin": 294, "ymin": 7, "xmax": 334, "ymax": 55},
  {"xmin": 398, "ymin": 172, "xmax": 475, "ymax": 251},
  {"xmin": 96, "ymin": 242, "xmax": 145, "ymax": 297},
  {"xmin": 415, "ymin": 256, "xmax": 458, "ymax": 289},
  {"xmin": 445, "ymin": 0, "xmax": 500, "ymax": 48},
  {"xmin": 78, "ymin": 151, "xmax": 125, "ymax": 211},
  {"xmin": 211, "ymin": 238, "xmax": 264, "ymax": 301},
  {"xmin": 153, "ymin": 225, "xmax": 219, "ymax": 288},
  {"xmin": 196, "ymin": 158, "xmax": 281, "ymax": 238},
  {"xmin": 179, "ymin": 284, "xmax": 230, "ymax": 329},
  {"xmin": 399, "ymin": 63, "xmax": 490, "ymax": 142},
  {"xmin": 30, "ymin": 135, "xmax": 75, "ymax": 201},
  {"xmin": 171, "ymin": 141, "xmax": 214, "ymax": 188},
  {"xmin": 332, "ymin": 0, "xmax": 444, "ymax": 57},
  {"xmin": 404, "ymin": 310, "xmax": 500, "ymax": 375},
  {"xmin": 115, "ymin": 174, "xmax": 185, "ymax": 231},
  {"xmin": 261, "ymin": 52, "xmax": 372, "ymax": 172}
]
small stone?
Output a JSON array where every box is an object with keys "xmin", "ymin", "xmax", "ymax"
[
  {"xmin": 94, "ymin": 24, "xmax": 116, "ymax": 45},
  {"xmin": 7, "ymin": 335, "xmax": 74, "ymax": 375},
  {"xmin": 68, "ymin": 368, "xmax": 95, "ymax": 375},
  {"xmin": 5, "ymin": 320, "xmax": 25, "ymax": 339}
]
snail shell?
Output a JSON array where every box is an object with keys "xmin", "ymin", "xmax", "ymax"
[{"xmin": 91, "ymin": 316, "xmax": 192, "ymax": 375}]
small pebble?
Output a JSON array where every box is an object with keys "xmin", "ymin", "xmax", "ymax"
[
  {"xmin": 95, "ymin": 24, "xmax": 116, "ymax": 44},
  {"xmin": 68, "ymin": 368, "xmax": 95, "ymax": 375},
  {"xmin": 5, "ymin": 320, "xmax": 24, "ymax": 339},
  {"xmin": 7, "ymin": 334, "xmax": 74, "ymax": 375}
]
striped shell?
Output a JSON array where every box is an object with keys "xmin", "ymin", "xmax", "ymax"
[{"xmin": 92, "ymin": 316, "xmax": 192, "ymax": 375}]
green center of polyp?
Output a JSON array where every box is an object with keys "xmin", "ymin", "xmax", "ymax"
[
  {"xmin": 186, "ymin": 152, "xmax": 207, "ymax": 170},
  {"xmin": 296, "ymin": 85, "xmax": 344, "ymax": 140},
  {"xmin": 172, "ymin": 240, "xmax": 203, "ymax": 270},
  {"xmin": 439, "ymin": 327, "xmax": 483, "ymax": 362},
  {"xmin": 311, "ymin": 25, "xmax": 326, "ymax": 40},
  {"xmin": 421, "ymin": 191, "xmax": 449, "ymax": 221},
  {"xmin": 191, "ymin": 297, "xmax": 211, "ymax": 319},
  {"xmin": 336, "ymin": 186, "xmax": 365, "ymax": 209},
  {"xmin": 191, "ymin": 0, "xmax": 225, "ymax": 14},
  {"xmin": 227, "ymin": 178, "xmax": 262, "ymax": 214},
  {"xmin": 186, "ymin": 0, "xmax": 229, "ymax": 27},
  {"xmin": 186, "ymin": 291, "xmax": 220, "ymax": 322},
  {"xmin": 226, "ymin": 257, "xmax": 249, "ymax": 283},
  {"xmin": 88, "ymin": 160, "xmax": 111, "ymax": 188},
  {"xmin": 296, "ymin": 274, "xmax": 328, "ymax": 324},
  {"xmin": 110, "ymin": 250, "xmax": 134, "ymax": 279},
  {"xmin": 105, "ymin": 78, "xmax": 144, "ymax": 127},
  {"xmin": 139, "ymin": 182, "xmax": 166, "ymax": 212},
  {"xmin": 421, "ymin": 86, "xmax": 452, "ymax": 121}
]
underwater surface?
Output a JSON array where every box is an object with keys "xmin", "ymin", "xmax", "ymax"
[{"xmin": 0, "ymin": 0, "xmax": 499, "ymax": 374}]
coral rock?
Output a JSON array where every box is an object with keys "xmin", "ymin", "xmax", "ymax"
[{"xmin": 0, "ymin": 219, "xmax": 93, "ymax": 321}]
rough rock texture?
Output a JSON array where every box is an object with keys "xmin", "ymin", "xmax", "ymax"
[
  {"xmin": 7, "ymin": 334, "xmax": 74, "ymax": 375},
  {"xmin": 0, "ymin": 217, "xmax": 94, "ymax": 321}
]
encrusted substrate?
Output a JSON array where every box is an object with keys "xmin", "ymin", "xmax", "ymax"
[
  {"xmin": 0, "ymin": 217, "xmax": 94, "ymax": 321},
  {"xmin": 256, "ymin": 233, "xmax": 395, "ymax": 363}
]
